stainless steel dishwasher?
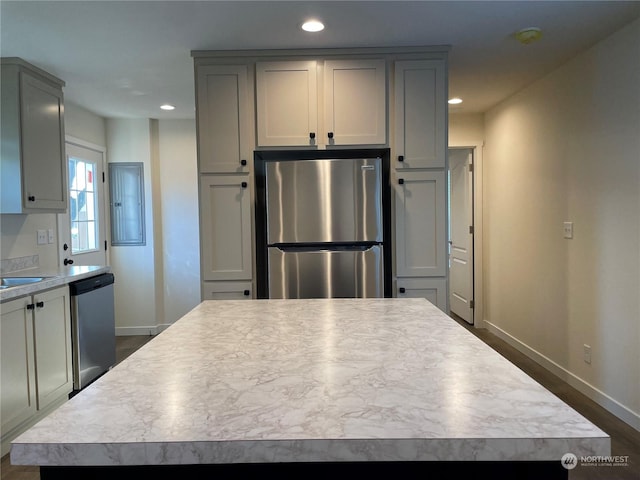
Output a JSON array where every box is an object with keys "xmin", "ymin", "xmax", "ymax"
[{"xmin": 69, "ymin": 273, "xmax": 116, "ymax": 392}]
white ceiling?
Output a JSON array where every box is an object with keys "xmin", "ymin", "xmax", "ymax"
[{"xmin": 2, "ymin": 1, "xmax": 639, "ymax": 119}]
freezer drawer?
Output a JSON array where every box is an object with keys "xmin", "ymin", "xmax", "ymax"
[
  {"xmin": 266, "ymin": 157, "xmax": 383, "ymax": 244},
  {"xmin": 268, "ymin": 245, "xmax": 384, "ymax": 299}
]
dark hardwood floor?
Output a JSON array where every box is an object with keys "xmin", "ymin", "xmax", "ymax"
[{"xmin": 2, "ymin": 323, "xmax": 638, "ymax": 480}]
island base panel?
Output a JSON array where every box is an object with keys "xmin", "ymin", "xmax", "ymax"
[{"xmin": 40, "ymin": 461, "xmax": 568, "ymax": 479}]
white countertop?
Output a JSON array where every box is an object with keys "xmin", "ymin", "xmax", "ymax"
[
  {"xmin": 0, "ymin": 265, "xmax": 111, "ymax": 302},
  {"xmin": 10, "ymin": 298, "xmax": 609, "ymax": 466}
]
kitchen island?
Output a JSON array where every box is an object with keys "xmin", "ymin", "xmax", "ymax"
[{"xmin": 10, "ymin": 298, "xmax": 609, "ymax": 478}]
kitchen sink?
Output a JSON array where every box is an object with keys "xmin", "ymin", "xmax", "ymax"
[{"xmin": 0, "ymin": 277, "xmax": 51, "ymax": 288}]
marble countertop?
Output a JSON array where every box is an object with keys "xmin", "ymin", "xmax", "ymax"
[
  {"xmin": 10, "ymin": 298, "xmax": 609, "ymax": 466},
  {"xmin": 0, "ymin": 265, "xmax": 111, "ymax": 302}
]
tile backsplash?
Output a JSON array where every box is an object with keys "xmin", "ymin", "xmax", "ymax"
[{"xmin": 0, "ymin": 255, "xmax": 39, "ymax": 275}]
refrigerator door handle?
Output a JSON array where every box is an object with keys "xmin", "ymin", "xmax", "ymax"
[{"xmin": 272, "ymin": 244, "xmax": 378, "ymax": 253}]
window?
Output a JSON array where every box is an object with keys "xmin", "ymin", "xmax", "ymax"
[
  {"xmin": 109, "ymin": 163, "xmax": 146, "ymax": 246},
  {"xmin": 68, "ymin": 157, "xmax": 98, "ymax": 253}
]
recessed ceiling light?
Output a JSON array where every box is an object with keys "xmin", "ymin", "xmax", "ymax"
[
  {"xmin": 160, "ymin": 104, "xmax": 175, "ymax": 111},
  {"xmin": 448, "ymin": 98, "xmax": 463, "ymax": 105},
  {"xmin": 302, "ymin": 20, "xmax": 324, "ymax": 32}
]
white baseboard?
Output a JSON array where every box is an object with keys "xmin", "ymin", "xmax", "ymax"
[
  {"xmin": 115, "ymin": 324, "xmax": 172, "ymax": 337},
  {"xmin": 115, "ymin": 326, "xmax": 158, "ymax": 336},
  {"xmin": 484, "ymin": 320, "xmax": 640, "ymax": 433}
]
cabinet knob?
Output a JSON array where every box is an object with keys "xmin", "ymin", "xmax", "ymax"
[
  {"xmin": 327, "ymin": 132, "xmax": 334, "ymax": 139},
  {"xmin": 240, "ymin": 159, "xmax": 247, "ymax": 166},
  {"xmin": 398, "ymin": 178, "xmax": 405, "ymax": 185},
  {"xmin": 243, "ymin": 289, "xmax": 250, "ymax": 296},
  {"xmin": 398, "ymin": 155, "xmax": 404, "ymax": 162},
  {"xmin": 28, "ymin": 195, "xmax": 35, "ymax": 202},
  {"xmin": 399, "ymin": 287, "xmax": 406, "ymax": 294},
  {"xmin": 309, "ymin": 132, "xmax": 316, "ymax": 139},
  {"xmin": 241, "ymin": 181, "xmax": 248, "ymax": 189}
]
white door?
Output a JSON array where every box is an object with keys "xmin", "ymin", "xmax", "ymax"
[
  {"xmin": 449, "ymin": 148, "xmax": 474, "ymax": 324},
  {"xmin": 58, "ymin": 139, "xmax": 108, "ymax": 267}
]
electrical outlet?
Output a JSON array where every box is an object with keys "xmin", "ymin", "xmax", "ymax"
[
  {"xmin": 48, "ymin": 228, "xmax": 55, "ymax": 244},
  {"xmin": 583, "ymin": 344, "xmax": 592, "ymax": 364},
  {"xmin": 563, "ymin": 221, "xmax": 574, "ymax": 239},
  {"xmin": 37, "ymin": 230, "xmax": 47, "ymax": 245}
]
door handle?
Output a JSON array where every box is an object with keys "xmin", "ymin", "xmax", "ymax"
[{"xmin": 64, "ymin": 258, "xmax": 74, "ymax": 266}]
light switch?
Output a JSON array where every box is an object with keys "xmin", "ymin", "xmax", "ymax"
[
  {"xmin": 48, "ymin": 228, "xmax": 55, "ymax": 244},
  {"xmin": 37, "ymin": 230, "xmax": 47, "ymax": 245},
  {"xmin": 563, "ymin": 222, "xmax": 573, "ymax": 239}
]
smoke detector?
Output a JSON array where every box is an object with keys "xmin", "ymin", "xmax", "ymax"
[{"xmin": 515, "ymin": 27, "xmax": 543, "ymax": 45}]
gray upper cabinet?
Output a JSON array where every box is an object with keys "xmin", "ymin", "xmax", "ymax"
[
  {"xmin": 394, "ymin": 59, "xmax": 446, "ymax": 169},
  {"xmin": 196, "ymin": 65, "xmax": 251, "ymax": 173},
  {"xmin": 255, "ymin": 58, "xmax": 387, "ymax": 148},
  {"xmin": 1, "ymin": 58, "xmax": 67, "ymax": 213},
  {"xmin": 256, "ymin": 60, "xmax": 318, "ymax": 147}
]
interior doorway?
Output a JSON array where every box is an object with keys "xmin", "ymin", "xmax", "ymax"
[{"xmin": 448, "ymin": 147, "xmax": 474, "ymax": 324}]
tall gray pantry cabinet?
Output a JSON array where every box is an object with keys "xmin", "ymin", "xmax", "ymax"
[{"xmin": 192, "ymin": 48, "xmax": 449, "ymax": 312}]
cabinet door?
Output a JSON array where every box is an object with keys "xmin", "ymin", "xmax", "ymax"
[
  {"xmin": 32, "ymin": 287, "xmax": 73, "ymax": 411},
  {"xmin": 21, "ymin": 72, "xmax": 67, "ymax": 210},
  {"xmin": 196, "ymin": 65, "xmax": 251, "ymax": 173},
  {"xmin": 0, "ymin": 296, "xmax": 36, "ymax": 435},
  {"xmin": 200, "ymin": 175, "xmax": 252, "ymax": 281},
  {"xmin": 324, "ymin": 59, "xmax": 386, "ymax": 145},
  {"xmin": 397, "ymin": 277, "xmax": 448, "ymax": 312},
  {"xmin": 201, "ymin": 281, "xmax": 253, "ymax": 300},
  {"xmin": 394, "ymin": 60, "xmax": 446, "ymax": 169},
  {"xmin": 395, "ymin": 171, "xmax": 447, "ymax": 277},
  {"xmin": 256, "ymin": 61, "xmax": 318, "ymax": 147}
]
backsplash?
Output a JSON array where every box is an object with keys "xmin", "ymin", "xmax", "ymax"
[{"xmin": 0, "ymin": 255, "xmax": 39, "ymax": 275}]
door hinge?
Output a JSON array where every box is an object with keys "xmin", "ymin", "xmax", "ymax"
[
  {"xmin": 469, "ymin": 225, "xmax": 474, "ymax": 235},
  {"xmin": 469, "ymin": 163, "xmax": 474, "ymax": 173},
  {"xmin": 102, "ymin": 171, "xmax": 105, "ymax": 182},
  {"xmin": 470, "ymin": 300, "xmax": 475, "ymax": 309},
  {"xmin": 104, "ymin": 240, "xmax": 107, "ymax": 251}
]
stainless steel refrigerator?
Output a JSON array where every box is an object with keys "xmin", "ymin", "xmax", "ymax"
[{"xmin": 259, "ymin": 153, "xmax": 389, "ymax": 299}]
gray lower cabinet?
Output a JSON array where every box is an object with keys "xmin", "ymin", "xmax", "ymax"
[
  {"xmin": 0, "ymin": 286, "xmax": 73, "ymax": 456},
  {"xmin": 396, "ymin": 277, "xmax": 447, "ymax": 311},
  {"xmin": 201, "ymin": 281, "xmax": 253, "ymax": 300},
  {"xmin": 199, "ymin": 175, "xmax": 253, "ymax": 284}
]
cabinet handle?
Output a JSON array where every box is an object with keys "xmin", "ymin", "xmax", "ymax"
[
  {"xmin": 398, "ymin": 178, "xmax": 405, "ymax": 185},
  {"xmin": 398, "ymin": 155, "xmax": 404, "ymax": 162},
  {"xmin": 241, "ymin": 181, "xmax": 248, "ymax": 189},
  {"xmin": 309, "ymin": 132, "xmax": 316, "ymax": 139},
  {"xmin": 26, "ymin": 303, "xmax": 35, "ymax": 310},
  {"xmin": 243, "ymin": 290, "xmax": 250, "ymax": 296},
  {"xmin": 36, "ymin": 301, "xmax": 44, "ymax": 308},
  {"xmin": 399, "ymin": 287, "xmax": 406, "ymax": 294},
  {"xmin": 240, "ymin": 159, "xmax": 247, "ymax": 166},
  {"xmin": 28, "ymin": 195, "xmax": 35, "ymax": 202},
  {"xmin": 327, "ymin": 132, "xmax": 334, "ymax": 139}
]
